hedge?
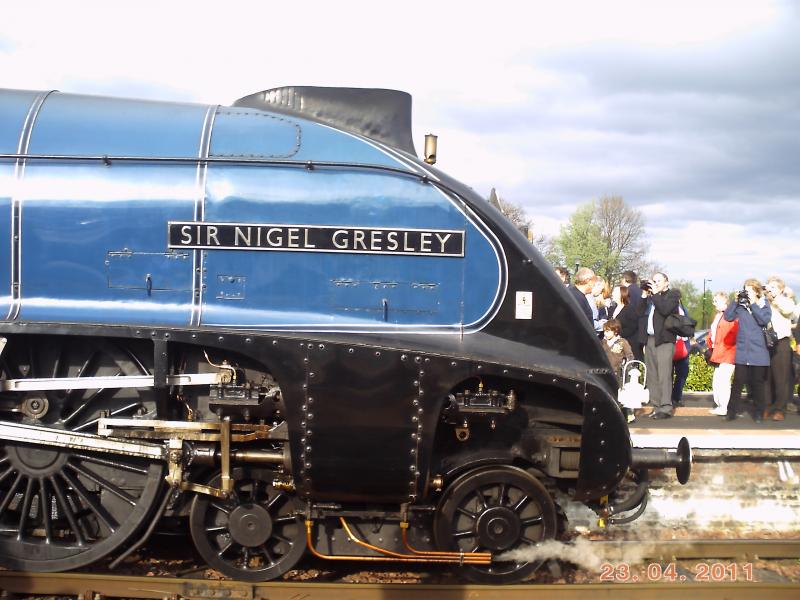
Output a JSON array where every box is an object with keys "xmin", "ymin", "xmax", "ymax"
[{"xmin": 684, "ymin": 353, "xmax": 714, "ymax": 391}]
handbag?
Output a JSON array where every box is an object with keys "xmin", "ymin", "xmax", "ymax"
[
  {"xmin": 762, "ymin": 324, "xmax": 778, "ymax": 353},
  {"xmin": 665, "ymin": 313, "xmax": 697, "ymax": 337},
  {"xmin": 673, "ymin": 338, "xmax": 688, "ymax": 361}
]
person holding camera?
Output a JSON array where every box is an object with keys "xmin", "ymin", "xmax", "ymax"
[
  {"xmin": 724, "ymin": 279, "xmax": 772, "ymax": 423},
  {"xmin": 763, "ymin": 277, "xmax": 795, "ymax": 421},
  {"xmin": 637, "ymin": 272, "xmax": 680, "ymax": 419}
]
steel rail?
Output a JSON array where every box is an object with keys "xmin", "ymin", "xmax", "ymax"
[{"xmin": 0, "ymin": 571, "xmax": 798, "ymax": 600}]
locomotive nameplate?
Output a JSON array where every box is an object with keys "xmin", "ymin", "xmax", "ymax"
[{"xmin": 168, "ymin": 221, "xmax": 465, "ymax": 257}]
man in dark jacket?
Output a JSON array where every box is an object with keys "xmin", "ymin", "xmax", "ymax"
[
  {"xmin": 621, "ymin": 271, "xmax": 644, "ymax": 360},
  {"xmin": 637, "ymin": 272, "xmax": 680, "ymax": 419},
  {"xmin": 567, "ymin": 267, "xmax": 595, "ymax": 325}
]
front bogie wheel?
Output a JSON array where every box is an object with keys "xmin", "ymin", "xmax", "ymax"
[{"xmin": 434, "ymin": 465, "xmax": 558, "ymax": 583}]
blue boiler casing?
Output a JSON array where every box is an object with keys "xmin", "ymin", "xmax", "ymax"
[{"xmin": 0, "ymin": 90, "xmax": 502, "ymax": 332}]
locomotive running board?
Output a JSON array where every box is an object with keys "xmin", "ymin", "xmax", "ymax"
[
  {"xmin": 0, "ymin": 420, "xmax": 166, "ymax": 459},
  {"xmin": 0, "ymin": 372, "xmax": 219, "ymax": 392}
]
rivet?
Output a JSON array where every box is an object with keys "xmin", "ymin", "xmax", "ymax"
[
  {"xmin": 319, "ymin": 344, "xmax": 325, "ymax": 350},
  {"xmin": 349, "ymin": 348, "xmax": 355, "ymax": 354},
  {"xmin": 218, "ymin": 336, "xmax": 224, "ymax": 342},
  {"xmin": 575, "ymin": 383, "xmax": 581, "ymax": 388},
  {"xmin": 301, "ymin": 405, "xmax": 307, "ymax": 412},
  {"xmin": 410, "ymin": 449, "xmax": 416, "ymax": 454},
  {"xmin": 410, "ymin": 466, "xmax": 416, "ymax": 472},
  {"xmin": 584, "ymin": 393, "xmax": 589, "ymax": 398},
  {"xmin": 413, "ymin": 381, "xmax": 419, "ymax": 387},
  {"xmin": 477, "ymin": 365, "xmax": 482, "ymax": 370},
  {"xmin": 552, "ymin": 378, "xmax": 558, "ymax": 383},
  {"xmin": 308, "ymin": 397, "xmax": 314, "ymax": 404},
  {"xmin": 417, "ymin": 408, "xmax": 423, "ymax": 414},
  {"xmin": 451, "ymin": 361, "xmax": 457, "ymax": 367},
  {"xmin": 307, "ymin": 343, "xmax": 313, "ymax": 349},
  {"xmin": 272, "ymin": 340, "xmax": 278, "ymax": 345},
  {"xmin": 600, "ymin": 439, "xmax": 606, "ymax": 446},
  {"xmin": 598, "ymin": 457, "xmax": 604, "ymax": 464},
  {"xmin": 412, "ymin": 416, "xmax": 418, "ymax": 422},
  {"xmin": 412, "ymin": 399, "xmax": 420, "ymax": 406},
  {"xmin": 305, "ymin": 462, "xmax": 312, "ymax": 468},
  {"xmin": 303, "ymin": 358, "xmax": 309, "ymax": 364},
  {"xmin": 528, "ymin": 374, "xmax": 533, "ymax": 379},
  {"xmin": 424, "ymin": 358, "xmax": 430, "ymax": 363},
  {"xmin": 411, "ymin": 433, "xmax": 417, "ymax": 439},
  {"xmin": 375, "ymin": 351, "xmax": 381, "ymax": 357},
  {"xmin": 591, "ymin": 406, "xmax": 597, "ymax": 413},
  {"xmin": 307, "ymin": 413, "xmax": 314, "ymax": 420},
  {"xmin": 419, "ymin": 370, "xmax": 425, "ymax": 376},
  {"xmin": 414, "ymin": 356, "xmax": 421, "ymax": 363},
  {"xmin": 306, "ymin": 446, "xmax": 312, "ymax": 452},
  {"xmin": 418, "ymin": 390, "xmax": 424, "ymax": 396},
  {"xmin": 191, "ymin": 333, "xmax": 196, "ymax": 339},
  {"xmin": 401, "ymin": 355, "xmax": 408, "ymax": 361},
  {"xmin": 599, "ymin": 421, "xmax": 605, "ymax": 428},
  {"xmin": 302, "ymin": 383, "xmax": 307, "ymax": 389},
  {"xmin": 309, "ymin": 372, "xmax": 315, "ymax": 378},
  {"xmin": 300, "ymin": 421, "xmax": 306, "ymax": 427},
  {"xmin": 503, "ymin": 369, "xmax": 508, "ymax": 374}
]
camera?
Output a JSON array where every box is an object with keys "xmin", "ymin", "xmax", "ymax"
[
  {"xmin": 737, "ymin": 289, "xmax": 750, "ymax": 306},
  {"xmin": 641, "ymin": 280, "xmax": 652, "ymax": 293}
]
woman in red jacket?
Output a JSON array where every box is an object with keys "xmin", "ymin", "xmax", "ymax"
[{"xmin": 707, "ymin": 292, "xmax": 738, "ymax": 415}]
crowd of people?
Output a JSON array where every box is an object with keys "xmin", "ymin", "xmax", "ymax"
[{"xmin": 556, "ymin": 267, "xmax": 800, "ymax": 424}]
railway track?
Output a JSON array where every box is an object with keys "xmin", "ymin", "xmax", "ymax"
[{"xmin": 1, "ymin": 539, "xmax": 798, "ymax": 599}]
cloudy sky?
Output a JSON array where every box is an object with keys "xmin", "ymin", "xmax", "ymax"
[{"xmin": 2, "ymin": 0, "xmax": 798, "ymax": 293}]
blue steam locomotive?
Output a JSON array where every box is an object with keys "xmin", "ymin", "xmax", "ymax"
[{"xmin": 0, "ymin": 86, "xmax": 688, "ymax": 582}]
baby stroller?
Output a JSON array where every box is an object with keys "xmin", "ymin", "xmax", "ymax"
[{"xmin": 617, "ymin": 360, "xmax": 649, "ymax": 422}]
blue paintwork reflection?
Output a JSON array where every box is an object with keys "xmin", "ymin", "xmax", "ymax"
[
  {"xmin": 201, "ymin": 167, "xmax": 500, "ymax": 329},
  {"xmin": 0, "ymin": 90, "xmax": 505, "ymax": 332}
]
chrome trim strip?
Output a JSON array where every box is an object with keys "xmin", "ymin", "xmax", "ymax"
[
  {"xmin": 190, "ymin": 105, "xmax": 217, "ymax": 327},
  {"xmin": 7, "ymin": 90, "xmax": 55, "ymax": 321}
]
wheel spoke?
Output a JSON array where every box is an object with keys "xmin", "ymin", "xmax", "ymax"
[
  {"xmin": 70, "ymin": 453, "xmax": 149, "ymax": 475},
  {"xmin": 0, "ymin": 472, "xmax": 24, "ymax": 514},
  {"xmin": 512, "ymin": 494, "xmax": 530, "ymax": 513},
  {"xmin": 64, "ymin": 351, "xmax": 101, "ymax": 404},
  {"xmin": 16, "ymin": 477, "xmax": 36, "ymax": 540},
  {"xmin": 49, "ymin": 475, "xmax": 85, "ymax": 546},
  {"xmin": 217, "ymin": 540, "xmax": 233, "ymax": 556},
  {"xmin": 456, "ymin": 506, "xmax": 477, "ymax": 519},
  {"xmin": 205, "ymin": 525, "xmax": 227, "ymax": 533},
  {"xmin": 62, "ymin": 387, "xmax": 111, "ymax": 426},
  {"xmin": 273, "ymin": 515, "xmax": 297, "ymax": 525},
  {"xmin": 211, "ymin": 502, "xmax": 231, "ymax": 515},
  {"xmin": 73, "ymin": 401, "xmax": 141, "ymax": 432},
  {"xmin": 67, "ymin": 461, "xmax": 136, "ymax": 506},
  {"xmin": 38, "ymin": 478, "xmax": 53, "ymax": 543},
  {"xmin": 0, "ymin": 465, "xmax": 15, "ymax": 487},
  {"xmin": 453, "ymin": 529, "xmax": 475, "ymax": 539},
  {"xmin": 266, "ymin": 491, "xmax": 285, "ymax": 510},
  {"xmin": 259, "ymin": 544, "xmax": 276, "ymax": 566},
  {"xmin": 474, "ymin": 489, "xmax": 488, "ymax": 510},
  {"xmin": 521, "ymin": 536, "xmax": 538, "ymax": 544},
  {"xmin": 521, "ymin": 515, "xmax": 543, "ymax": 527},
  {"xmin": 497, "ymin": 483, "xmax": 508, "ymax": 506},
  {"xmin": 273, "ymin": 533, "xmax": 293, "ymax": 546},
  {"xmin": 60, "ymin": 470, "xmax": 118, "ymax": 533}
]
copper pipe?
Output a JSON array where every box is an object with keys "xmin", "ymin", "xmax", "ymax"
[
  {"xmin": 339, "ymin": 518, "xmax": 490, "ymax": 565},
  {"xmin": 399, "ymin": 522, "xmax": 491, "ymax": 559},
  {"xmin": 305, "ymin": 520, "xmax": 491, "ymax": 565}
]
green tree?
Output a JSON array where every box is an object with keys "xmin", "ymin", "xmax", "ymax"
[{"xmin": 548, "ymin": 196, "xmax": 651, "ymax": 282}]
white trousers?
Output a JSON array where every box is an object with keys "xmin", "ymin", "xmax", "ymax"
[{"xmin": 712, "ymin": 362, "xmax": 735, "ymax": 411}]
